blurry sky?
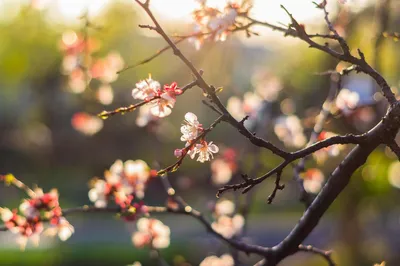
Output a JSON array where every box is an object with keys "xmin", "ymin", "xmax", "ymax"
[{"xmin": 0, "ymin": 0, "xmax": 374, "ymax": 25}]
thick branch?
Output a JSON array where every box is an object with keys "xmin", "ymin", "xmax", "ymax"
[
  {"xmin": 269, "ymin": 103, "xmax": 400, "ymax": 264},
  {"xmin": 387, "ymin": 140, "xmax": 400, "ymax": 160}
]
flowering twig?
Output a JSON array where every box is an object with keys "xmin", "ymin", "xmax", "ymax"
[
  {"xmin": 157, "ymin": 114, "xmax": 225, "ymax": 176},
  {"xmin": 216, "ymin": 133, "xmax": 366, "ymax": 197},
  {"xmin": 0, "ymin": 174, "xmax": 36, "ymax": 198},
  {"xmin": 238, "ymin": 4, "xmax": 398, "ymax": 105},
  {"xmin": 279, "ymin": 5, "xmax": 396, "ymax": 104},
  {"xmin": 98, "ymin": 79, "xmax": 198, "ymax": 119}
]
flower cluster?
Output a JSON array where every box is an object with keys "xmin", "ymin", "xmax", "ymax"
[
  {"xmin": 211, "ymin": 199, "xmax": 244, "ymax": 239},
  {"xmin": 274, "ymin": 115, "xmax": 306, "ymax": 148},
  {"xmin": 88, "ymin": 160, "xmax": 154, "ymax": 217},
  {"xmin": 174, "ymin": 113, "xmax": 219, "ymax": 163},
  {"xmin": 200, "ymin": 254, "xmax": 234, "ymax": 266},
  {"xmin": 60, "ymin": 30, "xmax": 124, "ymax": 99},
  {"xmin": 132, "ymin": 75, "xmax": 183, "ymax": 118},
  {"xmin": 190, "ymin": 0, "xmax": 251, "ymax": 49},
  {"xmin": 210, "ymin": 148, "xmax": 238, "ymax": 185},
  {"xmin": 132, "ymin": 218, "xmax": 170, "ymax": 249},
  {"xmin": 0, "ymin": 175, "xmax": 74, "ymax": 250},
  {"xmin": 300, "ymin": 168, "xmax": 325, "ymax": 194}
]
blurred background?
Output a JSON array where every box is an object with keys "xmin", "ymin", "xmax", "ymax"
[{"xmin": 0, "ymin": 0, "xmax": 400, "ymax": 265}]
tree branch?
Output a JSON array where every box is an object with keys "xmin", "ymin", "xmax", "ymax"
[{"xmin": 298, "ymin": 244, "xmax": 335, "ymax": 266}]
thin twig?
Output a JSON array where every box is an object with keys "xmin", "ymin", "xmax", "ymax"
[
  {"xmin": 298, "ymin": 244, "xmax": 335, "ymax": 266},
  {"xmin": 157, "ymin": 114, "xmax": 225, "ymax": 175}
]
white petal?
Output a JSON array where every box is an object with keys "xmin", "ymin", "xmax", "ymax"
[
  {"xmin": 137, "ymin": 218, "xmax": 150, "ymax": 232},
  {"xmin": 208, "ymin": 143, "xmax": 219, "ymax": 153},
  {"xmin": 184, "ymin": 112, "xmax": 198, "ymax": 124},
  {"xmin": 152, "ymin": 236, "xmax": 170, "ymax": 249}
]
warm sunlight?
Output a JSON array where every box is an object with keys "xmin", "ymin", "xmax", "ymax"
[{"xmin": 1, "ymin": 0, "xmax": 373, "ymax": 25}]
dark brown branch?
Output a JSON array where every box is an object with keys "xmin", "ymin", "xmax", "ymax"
[
  {"xmin": 268, "ymin": 103, "xmax": 400, "ymax": 265},
  {"xmin": 134, "ymin": 0, "xmax": 292, "ymax": 160},
  {"xmin": 294, "ymin": 70, "xmax": 345, "ymax": 208},
  {"xmin": 242, "ymin": 16, "xmax": 339, "ymax": 40},
  {"xmin": 278, "ymin": 5, "xmax": 397, "ymax": 104},
  {"xmin": 267, "ymin": 171, "xmax": 284, "ymax": 204},
  {"xmin": 132, "ymin": 2, "xmax": 400, "ymax": 265},
  {"xmin": 240, "ymin": 6, "xmax": 397, "ymax": 105},
  {"xmin": 217, "ymin": 133, "xmax": 366, "ymax": 197},
  {"xmin": 318, "ymin": 1, "xmax": 350, "ymax": 55},
  {"xmin": 387, "ymin": 140, "xmax": 400, "ymax": 160}
]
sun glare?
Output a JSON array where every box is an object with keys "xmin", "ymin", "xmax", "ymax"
[{"xmin": 0, "ymin": 0, "xmax": 374, "ymax": 38}]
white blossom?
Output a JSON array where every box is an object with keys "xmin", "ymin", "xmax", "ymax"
[
  {"xmin": 200, "ymin": 254, "xmax": 234, "ymax": 266},
  {"xmin": 181, "ymin": 112, "xmax": 202, "ymax": 141},
  {"xmin": 150, "ymin": 93, "xmax": 175, "ymax": 118},
  {"xmin": 132, "ymin": 218, "xmax": 170, "ymax": 249},
  {"xmin": 211, "ymin": 214, "xmax": 244, "ymax": 239},
  {"xmin": 132, "ymin": 76, "xmax": 160, "ymax": 101},
  {"xmin": 195, "ymin": 141, "xmax": 219, "ymax": 163}
]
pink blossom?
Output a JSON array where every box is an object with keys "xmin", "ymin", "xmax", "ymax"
[
  {"xmin": 211, "ymin": 214, "xmax": 244, "ymax": 239},
  {"xmin": 195, "ymin": 141, "xmax": 219, "ymax": 163},
  {"xmin": 71, "ymin": 112, "xmax": 103, "ymax": 136},
  {"xmin": 44, "ymin": 217, "xmax": 74, "ymax": 241},
  {"xmin": 132, "ymin": 218, "xmax": 170, "ymax": 249},
  {"xmin": 0, "ymin": 186, "xmax": 73, "ymax": 250},
  {"xmin": 132, "ymin": 75, "xmax": 161, "ymax": 101},
  {"xmin": 301, "ymin": 169, "xmax": 325, "ymax": 194},
  {"xmin": 150, "ymin": 82, "xmax": 181, "ymax": 118},
  {"xmin": 89, "ymin": 159, "xmax": 152, "ymax": 208},
  {"xmin": 96, "ymin": 84, "xmax": 114, "ymax": 105},
  {"xmin": 215, "ymin": 199, "xmax": 235, "ymax": 216},
  {"xmin": 190, "ymin": 1, "xmax": 245, "ymax": 49},
  {"xmin": 174, "ymin": 149, "xmax": 184, "ymax": 157},
  {"xmin": 200, "ymin": 254, "xmax": 234, "ymax": 266}
]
